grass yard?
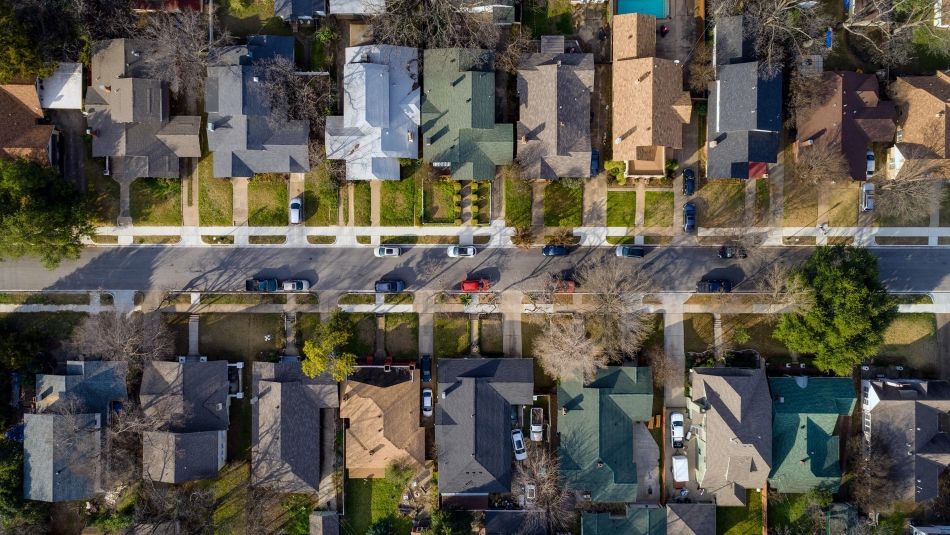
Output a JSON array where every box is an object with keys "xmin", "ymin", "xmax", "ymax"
[
  {"xmin": 343, "ymin": 470, "xmax": 413, "ymax": 535},
  {"xmin": 304, "ymin": 163, "xmax": 340, "ymax": 226},
  {"xmin": 879, "ymin": 313, "xmax": 938, "ymax": 374},
  {"xmin": 643, "ymin": 191, "xmax": 674, "ymax": 227},
  {"xmin": 353, "ymin": 182, "xmax": 372, "ymax": 226},
  {"xmin": 219, "ymin": 0, "xmax": 291, "ymax": 37},
  {"xmin": 523, "ymin": 0, "xmax": 573, "ymax": 36},
  {"xmin": 199, "ymin": 313, "xmax": 283, "ymax": 362},
  {"xmin": 479, "ymin": 314, "xmax": 504, "ymax": 356},
  {"xmin": 130, "ymin": 178, "xmax": 182, "ymax": 226},
  {"xmin": 876, "ymin": 208, "xmax": 931, "ymax": 227},
  {"xmin": 783, "ymin": 153, "xmax": 818, "ymax": 227},
  {"xmin": 717, "ymin": 490, "xmax": 763, "ymax": 535},
  {"xmin": 606, "ymin": 191, "xmax": 637, "ymax": 227},
  {"xmin": 434, "ymin": 313, "xmax": 471, "ymax": 358},
  {"xmin": 84, "ymin": 144, "xmax": 120, "ymax": 225},
  {"xmin": 724, "ymin": 315, "xmax": 790, "ymax": 360},
  {"xmin": 381, "ymin": 177, "xmax": 420, "ymax": 226},
  {"xmin": 695, "ymin": 180, "xmax": 744, "ymax": 228},
  {"xmin": 826, "ymin": 183, "xmax": 859, "ymax": 227},
  {"xmin": 299, "ymin": 312, "xmax": 376, "ymax": 358},
  {"xmin": 683, "ymin": 313, "xmax": 714, "ymax": 354},
  {"xmin": 505, "ymin": 178, "xmax": 533, "ymax": 227},
  {"xmin": 385, "ymin": 313, "xmax": 418, "ymax": 359},
  {"xmin": 754, "ymin": 179, "xmax": 770, "ymax": 225},
  {"xmin": 423, "ymin": 179, "xmax": 458, "ymax": 224},
  {"xmin": 198, "ymin": 154, "xmax": 234, "ymax": 226},
  {"xmin": 248, "ymin": 176, "xmax": 288, "ymax": 226},
  {"xmin": 212, "ymin": 462, "xmax": 249, "ymax": 534},
  {"xmin": 543, "ymin": 181, "xmax": 583, "ymax": 227}
]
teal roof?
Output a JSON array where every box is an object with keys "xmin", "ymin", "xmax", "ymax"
[
  {"xmin": 581, "ymin": 506, "xmax": 666, "ymax": 535},
  {"xmin": 421, "ymin": 48, "xmax": 513, "ymax": 180},
  {"xmin": 768, "ymin": 377, "xmax": 856, "ymax": 494},
  {"xmin": 557, "ymin": 367, "xmax": 653, "ymax": 502}
]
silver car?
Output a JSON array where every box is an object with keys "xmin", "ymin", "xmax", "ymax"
[
  {"xmin": 374, "ymin": 246, "xmax": 401, "ymax": 258},
  {"xmin": 422, "ymin": 388, "xmax": 433, "ymax": 417},
  {"xmin": 511, "ymin": 429, "xmax": 527, "ymax": 461},
  {"xmin": 447, "ymin": 245, "xmax": 477, "ymax": 258}
]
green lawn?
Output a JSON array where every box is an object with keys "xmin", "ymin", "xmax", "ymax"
[
  {"xmin": 879, "ymin": 313, "xmax": 938, "ymax": 374},
  {"xmin": 606, "ymin": 191, "xmax": 636, "ymax": 227},
  {"xmin": 297, "ymin": 312, "xmax": 376, "ymax": 358},
  {"xmin": 385, "ymin": 313, "xmax": 418, "ymax": 359},
  {"xmin": 423, "ymin": 180, "xmax": 459, "ymax": 224},
  {"xmin": 717, "ymin": 490, "xmax": 762, "ymax": 535},
  {"xmin": 543, "ymin": 181, "xmax": 583, "ymax": 227},
  {"xmin": 343, "ymin": 471, "xmax": 412, "ymax": 535},
  {"xmin": 304, "ymin": 163, "xmax": 339, "ymax": 226},
  {"xmin": 725, "ymin": 315, "xmax": 790, "ymax": 360},
  {"xmin": 381, "ymin": 177, "xmax": 420, "ymax": 226},
  {"xmin": 130, "ymin": 178, "xmax": 182, "ymax": 226},
  {"xmin": 768, "ymin": 492, "xmax": 831, "ymax": 533},
  {"xmin": 248, "ymin": 176, "xmax": 288, "ymax": 226},
  {"xmin": 505, "ymin": 178, "xmax": 533, "ymax": 227},
  {"xmin": 84, "ymin": 139, "xmax": 120, "ymax": 225},
  {"xmin": 212, "ymin": 462, "xmax": 249, "ymax": 534},
  {"xmin": 219, "ymin": 0, "xmax": 292, "ymax": 37},
  {"xmin": 696, "ymin": 180, "xmax": 745, "ymax": 228},
  {"xmin": 523, "ymin": 0, "xmax": 573, "ymax": 36},
  {"xmin": 643, "ymin": 191, "xmax": 673, "ymax": 227},
  {"xmin": 434, "ymin": 313, "xmax": 470, "ymax": 358},
  {"xmin": 353, "ymin": 182, "xmax": 372, "ymax": 226},
  {"xmin": 940, "ymin": 185, "xmax": 950, "ymax": 226},
  {"xmin": 683, "ymin": 313, "xmax": 714, "ymax": 354},
  {"xmin": 198, "ymin": 154, "xmax": 233, "ymax": 226}
]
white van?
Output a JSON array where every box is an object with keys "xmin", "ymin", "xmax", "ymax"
[
  {"xmin": 289, "ymin": 197, "xmax": 302, "ymax": 224},
  {"xmin": 672, "ymin": 455, "xmax": 689, "ymax": 488},
  {"xmin": 860, "ymin": 182, "xmax": 875, "ymax": 212}
]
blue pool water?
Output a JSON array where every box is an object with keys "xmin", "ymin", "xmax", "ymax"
[{"xmin": 617, "ymin": 0, "xmax": 669, "ymax": 18}]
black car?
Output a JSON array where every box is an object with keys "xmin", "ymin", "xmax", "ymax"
[
  {"xmin": 696, "ymin": 279, "xmax": 733, "ymax": 293},
  {"xmin": 718, "ymin": 246, "xmax": 748, "ymax": 259},
  {"xmin": 420, "ymin": 354, "xmax": 432, "ymax": 382},
  {"xmin": 542, "ymin": 245, "xmax": 569, "ymax": 256},
  {"xmin": 682, "ymin": 168, "xmax": 696, "ymax": 196},
  {"xmin": 615, "ymin": 245, "xmax": 645, "ymax": 258},
  {"xmin": 374, "ymin": 279, "xmax": 405, "ymax": 293},
  {"xmin": 683, "ymin": 202, "xmax": 697, "ymax": 234}
]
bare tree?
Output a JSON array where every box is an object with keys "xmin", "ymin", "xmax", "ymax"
[
  {"xmin": 511, "ymin": 447, "xmax": 575, "ymax": 533},
  {"xmin": 844, "ymin": 0, "xmax": 950, "ymax": 67},
  {"xmin": 256, "ymin": 56, "xmax": 336, "ymax": 140},
  {"xmin": 757, "ymin": 261, "xmax": 814, "ymax": 310},
  {"xmin": 576, "ymin": 258, "xmax": 654, "ymax": 361},
  {"xmin": 788, "ymin": 69, "xmax": 835, "ymax": 128},
  {"xmin": 794, "ymin": 140, "xmax": 850, "ymax": 185},
  {"xmin": 687, "ymin": 40, "xmax": 715, "ymax": 94},
  {"xmin": 369, "ymin": 0, "xmax": 500, "ymax": 50},
  {"xmin": 875, "ymin": 124, "xmax": 950, "ymax": 221},
  {"xmin": 643, "ymin": 346, "xmax": 675, "ymax": 387},
  {"xmin": 496, "ymin": 26, "xmax": 533, "ymax": 75},
  {"xmin": 67, "ymin": 312, "xmax": 174, "ymax": 375},
  {"xmin": 535, "ymin": 316, "xmax": 606, "ymax": 382},
  {"xmin": 846, "ymin": 434, "xmax": 900, "ymax": 516}
]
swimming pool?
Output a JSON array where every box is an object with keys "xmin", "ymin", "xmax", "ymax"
[{"xmin": 617, "ymin": 0, "xmax": 669, "ymax": 18}]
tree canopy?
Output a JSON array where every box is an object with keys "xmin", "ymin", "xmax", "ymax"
[
  {"xmin": 773, "ymin": 246, "xmax": 896, "ymax": 376},
  {"xmin": 301, "ymin": 310, "xmax": 357, "ymax": 381},
  {"xmin": 0, "ymin": 0, "xmax": 54, "ymax": 83},
  {"xmin": 0, "ymin": 159, "xmax": 94, "ymax": 268}
]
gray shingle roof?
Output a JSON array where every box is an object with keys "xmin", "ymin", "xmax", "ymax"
[
  {"xmin": 251, "ymin": 361, "xmax": 338, "ymax": 493},
  {"xmin": 435, "ymin": 358, "xmax": 533, "ymax": 496},
  {"xmin": 666, "ymin": 503, "xmax": 716, "ymax": 535},
  {"xmin": 274, "ymin": 0, "xmax": 325, "ymax": 19},
  {"xmin": 713, "ymin": 16, "xmax": 755, "ymax": 66},
  {"xmin": 309, "ymin": 511, "xmax": 340, "ymax": 535},
  {"xmin": 23, "ymin": 412, "xmax": 102, "ymax": 502},
  {"xmin": 484, "ymin": 510, "xmax": 546, "ymax": 535},
  {"xmin": 36, "ymin": 360, "xmax": 128, "ymax": 416},
  {"xmin": 142, "ymin": 430, "xmax": 225, "ymax": 484}
]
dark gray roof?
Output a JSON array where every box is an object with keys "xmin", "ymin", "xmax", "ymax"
[
  {"xmin": 140, "ymin": 360, "xmax": 230, "ymax": 432},
  {"xmin": 309, "ymin": 511, "xmax": 340, "ymax": 535},
  {"xmin": 23, "ymin": 413, "xmax": 102, "ymax": 502},
  {"xmin": 435, "ymin": 358, "xmax": 534, "ymax": 496},
  {"xmin": 36, "ymin": 360, "xmax": 128, "ymax": 416},
  {"xmin": 142, "ymin": 430, "xmax": 224, "ymax": 484},
  {"xmin": 275, "ymin": 0, "xmax": 325, "ymax": 19},
  {"xmin": 666, "ymin": 503, "xmax": 716, "ymax": 535},
  {"xmin": 713, "ymin": 16, "xmax": 755, "ymax": 65},
  {"xmin": 484, "ymin": 511, "xmax": 546, "ymax": 535},
  {"xmin": 251, "ymin": 361, "xmax": 338, "ymax": 493}
]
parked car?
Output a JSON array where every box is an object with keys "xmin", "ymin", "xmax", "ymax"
[
  {"xmin": 246, "ymin": 278, "xmax": 278, "ymax": 292},
  {"xmin": 374, "ymin": 246, "xmax": 401, "ymax": 258},
  {"xmin": 683, "ymin": 168, "xmax": 696, "ymax": 196},
  {"xmin": 866, "ymin": 149, "xmax": 876, "ymax": 177},
  {"xmin": 511, "ymin": 429, "xmax": 528, "ymax": 461},
  {"xmin": 672, "ymin": 455, "xmax": 689, "ymax": 489},
  {"xmin": 530, "ymin": 408, "xmax": 544, "ymax": 442},
  {"xmin": 281, "ymin": 279, "xmax": 310, "ymax": 291},
  {"xmin": 717, "ymin": 246, "xmax": 747, "ymax": 259},
  {"xmin": 861, "ymin": 182, "xmax": 875, "ymax": 212},
  {"xmin": 420, "ymin": 354, "xmax": 432, "ymax": 382},
  {"xmin": 670, "ymin": 412, "xmax": 685, "ymax": 449},
  {"xmin": 546, "ymin": 277, "xmax": 576, "ymax": 293},
  {"xmin": 590, "ymin": 149, "xmax": 600, "ymax": 176},
  {"xmin": 696, "ymin": 279, "xmax": 732, "ymax": 293},
  {"xmin": 542, "ymin": 245, "xmax": 569, "ymax": 256},
  {"xmin": 447, "ymin": 245, "xmax": 477, "ymax": 258},
  {"xmin": 422, "ymin": 388, "xmax": 433, "ymax": 417},
  {"xmin": 374, "ymin": 279, "xmax": 405, "ymax": 293},
  {"xmin": 460, "ymin": 279, "xmax": 490, "ymax": 292},
  {"xmin": 683, "ymin": 202, "xmax": 696, "ymax": 234},
  {"xmin": 289, "ymin": 197, "xmax": 302, "ymax": 224},
  {"xmin": 615, "ymin": 245, "xmax": 645, "ymax": 258}
]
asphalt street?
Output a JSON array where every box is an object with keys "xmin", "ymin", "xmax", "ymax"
[{"xmin": 0, "ymin": 246, "xmax": 946, "ymax": 294}]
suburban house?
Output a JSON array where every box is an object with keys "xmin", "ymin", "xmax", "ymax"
[
  {"xmin": 139, "ymin": 358, "xmax": 242, "ymax": 484},
  {"xmin": 251, "ymin": 359, "xmax": 338, "ymax": 493},
  {"xmin": 611, "ymin": 14, "xmax": 691, "ymax": 178},
  {"xmin": 309, "ymin": 511, "xmax": 340, "ymax": 535},
  {"xmin": 462, "ymin": 0, "xmax": 516, "ymax": 24},
  {"xmin": 341, "ymin": 367, "xmax": 425, "ymax": 478},
  {"xmin": 0, "ymin": 84, "xmax": 55, "ymax": 165},
  {"xmin": 327, "ymin": 0, "xmax": 374, "ymax": 16},
  {"xmin": 688, "ymin": 366, "xmax": 772, "ymax": 506},
  {"xmin": 768, "ymin": 377, "xmax": 856, "ymax": 494},
  {"xmin": 435, "ymin": 358, "xmax": 533, "ymax": 508},
  {"xmin": 795, "ymin": 71, "xmax": 896, "ymax": 181},
  {"xmin": 558, "ymin": 367, "xmax": 654, "ymax": 503},
  {"xmin": 666, "ymin": 503, "xmax": 716, "ymax": 535},
  {"xmin": 581, "ymin": 505, "xmax": 667, "ymax": 535},
  {"xmin": 275, "ymin": 0, "xmax": 325, "ymax": 21},
  {"xmin": 23, "ymin": 361, "xmax": 128, "ymax": 502},
  {"xmin": 861, "ymin": 379, "xmax": 950, "ymax": 503},
  {"xmin": 887, "ymin": 72, "xmax": 950, "ymax": 178},
  {"xmin": 86, "ymin": 39, "xmax": 201, "ymax": 180},
  {"xmin": 516, "ymin": 35, "xmax": 594, "ymax": 180},
  {"xmin": 206, "ymin": 35, "xmax": 311, "ymax": 178},
  {"xmin": 325, "ymin": 45, "xmax": 420, "ymax": 181},
  {"xmin": 707, "ymin": 16, "xmax": 782, "ymax": 179},
  {"xmin": 37, "ymin": 62, "xmax": 83, "ymax": 110},
  {"xmin": 483, "ymin": 511, "xmax": 546, "ymax": 535},
  {"xmin": 421, "ymin": 48, "xmax": 514, "ymax": 181}
]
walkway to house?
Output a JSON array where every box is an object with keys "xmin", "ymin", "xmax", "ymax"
[{"xmin": 232, "ymin": 178, "xmax": 249, "ymax": 226}]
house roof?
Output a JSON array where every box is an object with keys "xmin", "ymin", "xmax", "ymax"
[
  {"xmin": 328, "ymin": 0, "xmax": 374, "ymax": 15},
  {"xmin": 251, "ymin": 360, "xmax": 338, "ymax": 493},
  {"xmin": 516, "ymin": 36, "xmax": 594, "ymax": 179},
  {"xmin": 341, "ymin": 367, "xmax": 425, "ymax": 478},
  {"xmin": 435, "ymin": 358, "xmax": 534, "ymax": 496},
  {"xmin": 23, "ymin": 412, "xmax": 102, "ymax": 502},
  {"xmin": 309, "ymin": 511, "xmax": 340, "ymax": 535},
  {"xmin": 581, "ymin": 505, "xmax": 667, "ymax": 535},
  {"xmin": 206, "ymin": 35, "xmax": 310, "ymax": 178},
  {"xmin": 37, "ymin": 62, "xmax": 83, "ymax": 109},
  {"xmin": 892, "ymin": 71, "xmax": 950, "ymax": 160},
  {"xmin": 768, "ymin": 377, "xmax": 856, "ymax": 494},
  {"xmin": 666, "ymin": 503, "xmax": 716, "ymax": 535},
  {"xmin": 0, "ymin": 84, "xmax": 54, "ymax": 164},
  {"xmin": 611, "ymin": 14, "xmax": 691, "ymax": 161},
  {"xmin": 36, "ymin": 360, "xmax": 129, "ymax": 416},
  {"xmin": 689, "ymin": 367, "xmax": 772, "ymax": 506},
  {"xmin": 558, "ymin": 367, "xmax": 654, "ymax": 502},
  {"xmin": 713, "ymin": 16, "xmax": 755, "ymax": 66},
  {"xmin": 140, "ymin": 360, "xmax": 230, "ymax": 431},
  {"xmin": 421, "ymin": 48, "xmax": 513, "ymax": 180},
  {"xmin": 142, "ymin": 430, "xmax": 224, "ymax": 483},
  {"xmin": 275, "ymin": 0, "xmax": 325, "ymax": 19},
  {"xmin": 326, "ymin": 45, "xmax": 420, "ymax": 181},
  {"xmin": 483, "ymin": 510, "xmax": 546, "ymax": 535},
  {"xmin": 796, "ymin": 72, "xmax": 896, "ymax": 180}
]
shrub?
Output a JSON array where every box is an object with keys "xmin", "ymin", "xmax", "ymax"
[{"xmin": 604, "ymin": 160, "xmax": 626, "ymax": 180}]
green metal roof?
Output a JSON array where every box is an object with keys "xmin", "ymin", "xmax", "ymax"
[
  {"xmin": 421, "ymin": 48, "xmax": 513, "ymax": 180},
  {"xmin": 558, "ymin": 367, "xmax": 654, "ymax": 502},
  {"xmin": 581, "ymin": 506, "xmax": 666, "ymax": 535},
  {"xmin": 768, "ymin": 377, "xmax": 857, "ymax": 494}
]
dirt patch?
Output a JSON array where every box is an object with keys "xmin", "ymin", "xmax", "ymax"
[{"xmin": 479, "ymin": 314, "xmax": 504, "ymax": 356}]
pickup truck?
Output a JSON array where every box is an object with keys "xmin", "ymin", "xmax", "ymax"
[
  {"xmin": 530, "ymin": 407, "xmax": 544, "ymax": 442},
  {"xmin": 246, "ymin": 278, "xmax": 278, "ymax": 292}
]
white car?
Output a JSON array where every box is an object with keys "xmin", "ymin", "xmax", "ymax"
[
  {"xmin": 861, "ymin": 182, "xmax": 875, "ymax": 212},
  {"xmin": 866, "ymin": 149, "xmax": 876, "ymax": 177},
  {"xmin": 671, "ymin": 412, "xmax": 685, "ymax": 449},
  {"xmin": 422, "ymin": 388, "xmax": 433, "ymax": 417},
  {"xmin": 289, "ymin": 197, "xmax": 302, "ymax": 224},
  {"xmin": 511, "ymin": 429, "xmax": 527, "ymax": 461},
  {"xmin": 447, "ymin": 245, "xmax": 477, "ymax": 258},
  {"xmin": 374, "ymin": 246, "xmax": 401, "ymax": 258},
  {"xmin": 282, "ymin": 279, "xmax": 310, "ymax": 292}
]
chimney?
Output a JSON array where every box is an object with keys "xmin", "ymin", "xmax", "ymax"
[{"xmin": 708, "ymin": 140, "xmax": 718, "ymax": 148}]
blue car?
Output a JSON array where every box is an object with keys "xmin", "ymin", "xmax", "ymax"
[
  {"xmin": 374, "ymin": 279, "xmax": 405, "ymax": 293},
  {"xmin": 683, "ymin": 202, "xmax": 697, "ymax": 234},
  {"xmin": 682, "ymin": 168, "xmax": 695, "ymax": 196},
  {"xmin": 590, "ymin": 149, "xmax": 600, "ymax": 176},
  {"xmin": 542, "ymin": 245, "xmax": 569, "ymax": 256},
  {"xmin": 420, "ymin": 354, "xmax": 432, "ymax": 382}
]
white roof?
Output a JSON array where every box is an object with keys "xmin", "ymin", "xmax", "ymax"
[
  {"xmin": 37, "ymin": 62, "xmax": 83, "ymax": 109},
  {"xmin": 328, "ymin": 0, "xmax": 375, "ymax": 14}
]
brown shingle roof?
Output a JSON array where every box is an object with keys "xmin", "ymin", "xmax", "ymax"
[
  {"xmin": 0, "ymin": 85, "xmax": 53, "ymax": 164},
  {"xmin": 892, "ymin": 71, "xmax": 950, "ymax": 160}
]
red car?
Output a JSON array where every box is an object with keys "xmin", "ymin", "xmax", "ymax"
[{"xmin": 460, "ymin": 279, "xmax": 490, "ymax": 292}]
